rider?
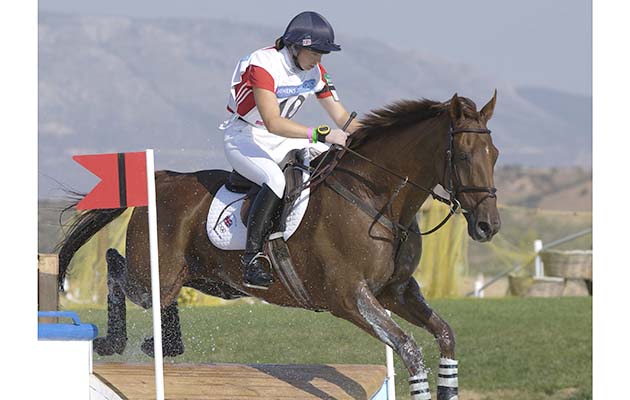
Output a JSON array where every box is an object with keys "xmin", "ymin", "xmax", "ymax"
[{"xmin": 220, "ymin": 11, "xmax": 361, "ymax": 290}]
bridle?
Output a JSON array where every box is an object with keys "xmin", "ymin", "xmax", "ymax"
[
  {"xmin": 444, "ymin": 125, "xmax": 497, "ymax": 216},
  {"xmin": 302, "ymin": 117, "xmax": 498, "ymax": 238}
]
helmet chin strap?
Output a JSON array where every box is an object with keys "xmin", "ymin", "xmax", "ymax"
[{"xmin": 288, "ymin": 46, "xmax": 304, "ymax": 71}]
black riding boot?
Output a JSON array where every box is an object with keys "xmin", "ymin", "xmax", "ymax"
[{"xmin": 242, "ymin": 184, "xmax": 281, "ymax": 290}]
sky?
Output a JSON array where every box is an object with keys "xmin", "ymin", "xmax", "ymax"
[{"xmin": 38, "ymin": 0, "xmax": 592, "ymax": 96}]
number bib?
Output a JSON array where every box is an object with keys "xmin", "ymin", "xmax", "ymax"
[{"xmin": 226, "ymin": 46, "xmax": 336, "ymax": 127}]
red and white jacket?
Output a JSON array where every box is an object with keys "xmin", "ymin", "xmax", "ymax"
[{"xmin": 226, "ymin": 46, "xmax": 337, "ymax": 128}]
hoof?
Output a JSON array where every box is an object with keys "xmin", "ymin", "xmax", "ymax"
[
  {"xmin": 141, "ymin": 337, "xmax": 185, "ymax": 358},
  {"xmin": 437, "ymin": 386, "xmax": 458, "ymax": 400},
  {"xmin": 93, "ymin": 335, "xmax": 126, "ymax": 356}
]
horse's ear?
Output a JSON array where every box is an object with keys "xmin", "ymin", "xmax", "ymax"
[
  {"xmin": 449, "ymin": 93, "xmax": 463, "ymax": 121},
  {"xmin": 480, "ymin": 89, "xmax": 497, "ymax": 123}
]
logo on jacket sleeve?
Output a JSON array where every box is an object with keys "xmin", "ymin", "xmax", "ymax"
[{"xmin": 323, "ymin": 73, "xmax": 340, "ymax": 101}]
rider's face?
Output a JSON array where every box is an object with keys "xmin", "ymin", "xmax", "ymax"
[{"xmin": 297, "ymin": 48, "xmax": 323, "ymax": 70}]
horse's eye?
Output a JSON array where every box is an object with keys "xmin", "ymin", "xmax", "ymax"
[{"xmin": 458, "ymin": 152, "xmax": 470, "ymax": 161}]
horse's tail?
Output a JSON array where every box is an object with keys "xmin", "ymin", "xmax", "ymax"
[{"xmin": 56, "ymin": 197, "xmax": 127, "ymax": 292}]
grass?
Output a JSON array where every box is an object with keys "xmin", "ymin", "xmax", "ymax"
[{"xmin": 72, "ymin": 297, "xmax": 591, "ymax": 399}]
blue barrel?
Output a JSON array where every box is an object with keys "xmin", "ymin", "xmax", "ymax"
[{"xmin": 38, "ymin": 311, "xmax": 99, "ymax": 341}]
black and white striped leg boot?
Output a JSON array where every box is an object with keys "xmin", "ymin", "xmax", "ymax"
[
  {"xmin": 409, "ymin": 372, "xmax": 431, "ymax": 400},
  {"xmin": 437, "ymin": 357, "xmax": 459, "ymax": 400}
]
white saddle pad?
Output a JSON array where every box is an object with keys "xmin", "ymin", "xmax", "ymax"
[{"xmin": 206, "ymin": 153, "xmax": 312, "ymax": 251}]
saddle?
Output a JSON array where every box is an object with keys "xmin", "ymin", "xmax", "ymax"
[
  {"xmin": 222, "ymin": 148, "xmax": 320, "ymax": 310},
  {"xmin": 225, "ymin": 148, "xmax": 309, "ymax": 233}
]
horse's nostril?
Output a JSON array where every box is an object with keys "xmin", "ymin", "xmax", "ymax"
[{"xmin": 477, "ymin": 221, "xmax": 491, "ymax": 236}]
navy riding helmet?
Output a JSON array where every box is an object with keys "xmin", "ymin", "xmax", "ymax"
[{"xmin": 281, "ymin": 11, "xmax": 341, "ymax": 54}]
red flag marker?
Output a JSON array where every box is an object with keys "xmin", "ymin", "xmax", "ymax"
[
  {"xmin": 73, "ymin": 152, "xmax": 148, "ymax": 210},
  {"xmin": 72, "ymin": 149, "xmax": 164, "ymax": 399}
]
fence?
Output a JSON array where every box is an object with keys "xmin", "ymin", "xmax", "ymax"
[{"xmin": 466, "ymin": 228, "xmax": 592, "ymax": 297}]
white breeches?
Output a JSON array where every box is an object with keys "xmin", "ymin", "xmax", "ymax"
[{"xmin": 222, "ymin": 119, "xmax": 328, "ymax": 198}]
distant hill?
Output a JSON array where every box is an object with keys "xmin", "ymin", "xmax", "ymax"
[
  {"xmin": 516, "ymin": 86, "xmax": 591, "ymax": 128},
  {"xmin": 516, "ymin": 85, "xmax": 591, "ymax": 162},
  {"xmin": 494, "ymin": 165, "xmax": 591, "ymax": 211},
  {"xmin": 38, "ymin": 13, "xmax": 592, "ymax": 199}
]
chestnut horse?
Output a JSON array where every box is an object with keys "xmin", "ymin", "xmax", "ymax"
[{"xmin": 58, "ymin": 93, "xmax": 499, "ymax": 400}]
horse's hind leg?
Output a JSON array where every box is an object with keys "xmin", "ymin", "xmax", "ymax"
[
  {"xmin": 96, "ymin": 247, "xmax": 185, "ymax": 358},
  {"xmin": 93, "ymin": 248, "xmax": 128, "ymax": 356},
  {"xmin": 378, "ymin": 278, "xmax": 458, "ymax": 400},
  {"xmin": 331, "ymin": 281, "xmax": 431, "ymax": 400},
  {"xmin": 140, "ymin": 300, "xmax": 185, "ymax": 358}
]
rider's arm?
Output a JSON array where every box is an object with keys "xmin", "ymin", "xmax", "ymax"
[
  {"xmin": 253, "ymin": 86, "xmax": 348, "ymax": 145},
  {"xmin": 317, "ymin": 96, "xmax": 361, "ymax": 134},
  {"xmin": 253, "ymin": 87, "xmax": 311, "ymax": 139}
]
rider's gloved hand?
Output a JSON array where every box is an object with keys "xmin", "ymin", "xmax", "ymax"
[{"xmin": 325, "ymin": 129, "xmax": 349, "ymax": 146}]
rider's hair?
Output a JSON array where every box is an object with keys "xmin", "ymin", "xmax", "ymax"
[
  {"xmin": 274, "ymin": 37, "xmax": 285, "ymax": 50},
  {"xmin": 275, "ymin": 37, "xmax": 303, "ymax": 70}
]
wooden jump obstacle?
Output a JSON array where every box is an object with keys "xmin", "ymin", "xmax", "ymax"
[
  {"xmin": 526, "ymin": 249, "xmax": 593, "ymax": 297},
  {"xmin": 38, "ymin": 253, "xmax": 59, "ymax": 322},
  {"xmin": 39, "ymin": 254, "xmax": 391, "ymax": 399},
  {"xmin": 91, "ymin": 362, "xmax": 387, "ymax": 399}
]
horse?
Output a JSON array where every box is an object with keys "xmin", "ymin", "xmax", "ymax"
[{"xmin": 58, "ymin": 92, "xmax": 500, "ymax": 400}]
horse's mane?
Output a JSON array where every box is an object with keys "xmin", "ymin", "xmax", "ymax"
[{"xmin": 350, "ymin": 97, "xmax": 479, "ymax": 148}]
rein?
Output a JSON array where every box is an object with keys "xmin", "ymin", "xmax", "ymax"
[{"xmin": 301, "ymin": 120, "xmax": 496, "ymax": 240}]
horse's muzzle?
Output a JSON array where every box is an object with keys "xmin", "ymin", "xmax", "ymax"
[{"xmin": 465, "ymin": 212, "xmax": 500, "ymax": 242}]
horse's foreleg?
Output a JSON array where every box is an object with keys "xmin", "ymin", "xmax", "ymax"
[
  {"xmin": 93, "ymin": 248, "xmax": 128, "ymax": 356},
  {"xmin": 378, "ymin": 278, "xmax": 459, "ymax": 400},
  {"xmin": 140, "ymin": 300, "xmax": 185, "ymax": 358},
  {"xmin": 332, "ymin": 282, "xmax": 431, "ymax": 400}
]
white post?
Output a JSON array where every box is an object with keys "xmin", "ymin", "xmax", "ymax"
[
  {"xmin": 473, "ymin": 273, "xmax": 485, "ymax": 298},
  {"xmin": 146, "ymin": 149, "xmax": 165, "ymax": 400},
  {"xmin": 385, "ymin": 310, "xmax": 396, "ymax": 400},
  {"xmin": 89, "ymin": 341, "xmax": 93, "ymax": 374},
  {"xmin": 534, "ymin": 239, "xmax": 544, "ymax": 278}
]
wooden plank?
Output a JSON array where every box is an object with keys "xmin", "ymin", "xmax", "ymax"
[
  {"xmin": 93, "ymin": 362, "xmax": 386, "ymax": 400},
  {"xmin": 38, "ymin": 253, "xmax": 59, "ymax": 274},
  {"xmin": 38, "ymin": 253, "xmax": 59, "ymax": 323}
]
